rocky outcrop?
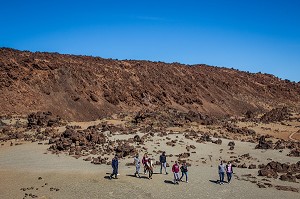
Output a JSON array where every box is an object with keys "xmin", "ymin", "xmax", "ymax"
[
  {"xmin": 260, "ymin": 107, "xmax": 292, "ymax": 123},
  {"xmin": 27, "ymin": 112, "xmax": 62, "ymax": 128},
  {"xmin": 255, "ymin": 136, "xmax": 273, "ymax": 149},
  {"xmin": 258, "ymin": 161, "xmax": 300, "ymax": 181}
]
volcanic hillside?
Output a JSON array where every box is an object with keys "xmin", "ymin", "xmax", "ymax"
[{"xmin": 0, "ymin": 48, "xmax": 300, "ymax": 121}]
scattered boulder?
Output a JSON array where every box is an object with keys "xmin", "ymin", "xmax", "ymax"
[
  {"xmin": 279, "ymin": 174, "xmax": 297, "ymax": 183},
  {"xmin": 275, "ymin": 185, "xmax": 299, "ymax": 192},
  {"xmin": 212, "ymin": 139, "xmax": 222, "ymax": 145},
  {"xmin": 197, "ymin": 133, "xmax": 212, "ymax": 142},
  {"xmin": 133, "ymin": 135, "xmax": 142, "ymax": 143},
  {"xmin": 228, "ymin": 141, "xmax": 235, "ymax": 147},
  {"xmin": 258, "ymin": 169, "xmax": 278, "ymax": 178},
  {"xmin": 226, "ymin": 125, "xmax": 256, "ymax": 136},
  {"xmin": 115, "ymin": 143, "xmax": 137, "ymax": 158},
  {"xmin": 238, "ymin": 163, "xmax": 247, "ymax": 169},
  {"xmin": 27, "ymin": 112, "xmax": 61, "ymax": 128},
  {"xmin": 248, "ymin": 164, "xmax": 257, "ymax": 169},
  {"xmin": 260, "ymin": 107, "xmax": 291, "ymax": 123},
  {"xmin": 255, "ymin": 136, "xmax": 273, "ymax": 150},
  {"xmin": 288, "ymin": 148, "xmax": 300, "ymax": 157},
  {"xmin": 177, "ymin": 152, "xmax": 190, "ymax": 159}
]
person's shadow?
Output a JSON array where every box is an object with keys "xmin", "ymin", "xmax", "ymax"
[
  {"xmin": 209, "ymin": 180, "xmax": 219, "ymax": 184},
  {"xmin": 126, "ymin": 174, "xmax": 149, "ymax": 179},
  {"xmin": 164, "ymin": 180, "xmax": 174, "ymax": 184}
]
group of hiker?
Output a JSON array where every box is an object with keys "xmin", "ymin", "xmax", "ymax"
[
  {"xmin": 110, "ymin": 151, "xmax": 188, "ymax": 183},
  {"xmin": 110, "ymin": 152, "xmax": 232, "ymax": 185}
]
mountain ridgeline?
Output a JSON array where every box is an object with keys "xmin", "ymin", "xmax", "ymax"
[{"xmin": 1, "ymin": 48, "xmax": 300, "ymax": 121}]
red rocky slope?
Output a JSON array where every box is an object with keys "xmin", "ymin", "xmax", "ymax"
[{"xmin": 1, "ymin": 48, "xmax": 300, "ymax": 121}]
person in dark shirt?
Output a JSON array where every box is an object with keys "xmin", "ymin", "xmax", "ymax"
[
  {"xmin": 109, "ymin": 155, "xmax": 119, "ymax": 179},
  {"xmin": 159, "ymin": 151, "xmax": 168, "ymax": 174},
  {"xmin": 180, "ymin": 162, "xmax": 188, "ymax": 183}
]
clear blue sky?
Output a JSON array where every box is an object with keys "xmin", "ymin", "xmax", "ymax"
[{"xmin": 1, "ymin": 0, "xmax": 300, "ymax": 81}]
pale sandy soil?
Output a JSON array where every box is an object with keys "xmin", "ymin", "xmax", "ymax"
[
  {"xmin": 236, "ymin": 121, "xmax": 300, "ymax": 141},
  {"xmin": 1, "ymin": 133, "xmax": 300, "ymax": 199}
]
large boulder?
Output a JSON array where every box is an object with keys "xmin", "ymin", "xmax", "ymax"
[
  {"xmin": 279, "ymin": 174, "xmax": 297, "ymax": 183},
  {"xmin": 255, "ymin": 136, "xmax": 273, "ymax": 149},
  {"xmin": 258, "ymin": 169, "xmax": 278, "ymax": 178}
]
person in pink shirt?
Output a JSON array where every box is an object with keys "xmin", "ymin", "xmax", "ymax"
[
  {"xmin": 142, "ymin": 153, "xmax": 149, "ymax": 174},
  {"xmin": 226, "ymin": 161, "xmax": 234, "ymax": 183},
  {"xmin": 172, "ymin": 161, "xmax": 180, "ymax": 184}
]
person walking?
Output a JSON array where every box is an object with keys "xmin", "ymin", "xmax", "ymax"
[
  {"xmin": 109, "ymin": 155, "xmax": 119, "ymax": 179},
  {"xmin": 218, "ymin": 160, "xmax": 226, "ymax": 185},
  {"xmin": 172, "ymin": 161, "xmax": 180, "ymax": 184},
  {"xmin": 142, "ymin": 154, "xmax": 149, "ymax": 174},
  {"xmin": 133, "ymin": 154, "xmax": 141, "ymax": 178},
  {"xmin": 159, "ymin": 151, "xmax": 168, "ymax": 174},
  {"xmin": 180, "ymin": 162, "xmax": 188, "ymax": 183},
  {"xmin": 226, "ymin": 161, "xmax": 234, "ymax": 183},
  {"xmin": 147, "ymin": 158, "xmax": 154, "ymax": 179}
]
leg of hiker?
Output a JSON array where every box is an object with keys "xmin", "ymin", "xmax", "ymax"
[
  {"xmin": 227, "ymin": 172, "xmax": 232, "ymax": 183},
  {"xmin": 163, "ymin": 162, "xmax": 168, "ymax": 174},
  {"xmin": 185, "ymin": 172, "xmax": 188, "ymax": 182}
]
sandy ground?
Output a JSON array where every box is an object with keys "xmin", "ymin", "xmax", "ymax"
[
  {"xmin": 1, "ymin": 134, "xmax": 300, "ymax": 199},
  {"xmin": 236, "ymin": 121, "xmax": 300, "ymax": 141}
]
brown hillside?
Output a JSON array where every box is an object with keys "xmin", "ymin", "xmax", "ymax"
[{"xmin": 0, "ymin": 48, "xmax": 299, "ymax": 121}]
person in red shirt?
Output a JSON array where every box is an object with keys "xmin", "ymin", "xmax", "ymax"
[{"xmin": 172, "ymin": 161, "xmax": 180, "ymax": 184}]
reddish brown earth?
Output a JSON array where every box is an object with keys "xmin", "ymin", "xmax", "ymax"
[{"xmin": 1, "ymin": 48, "xmax": 300, "ymax": 121}]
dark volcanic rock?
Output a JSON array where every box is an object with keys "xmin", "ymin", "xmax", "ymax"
[
  {"xmin": 260, "ymin": 107, "xmax": 291, "ymax": 123},
  {"xmin": 258, "ymin": 169, "xmax": 278, "ymax": 178},
  {"xmin": 133, "ymin": 135, "xmax": 142, "ymax": 143},
  {"xmin": 27, "ymin": 112, "xmax": 61, "ymax": 128},
  {"xmin": 228, "ymin": 141, "xmax": 235, "ymax": 147},
  {"xmin": 212, "ymin": 139, "xmax": 222, "ymax": 145},
  {"xmin": 279, "ymin": 174, "xmax": 297, "ymax": 183},
  {"xmin": 248, "ymin": 164, "xmax": 257, "ymax": 169},
  {"xmin": 288, "ymin": 148, "xmax": 300, "ymax": 157},
  {"xmin": 255, "ymin": 136, "xmax": 273, "ymax": 150},
  {"xmin": 275, "ymin": 185, "xmax": 299, "ymax": 192},
  {"xmin": 115, "ymin": 143, "xmax": 137, "ymax": 158},
  {"xmin": 226, "ymin": 125, "xmax": 256, "ymax": 136}
]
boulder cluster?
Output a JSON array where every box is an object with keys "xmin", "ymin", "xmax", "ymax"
[
  {"xmin": 255, "ymin": 136, "xmax": 300, "ymax": 157},
  {"xmin": 27, "ymin": 112, "xmax": 62, "ymax": 128},
  {"xmin": 48, "ymin": 124, "xmax": 137, "ymax": 163},
  {"xmin": 260, "ymin": 107, "xmax": 292, "ymax": 123},
  {"xmin": 258, "ymin": 161, "xmax": 300, "ymax": 183}
]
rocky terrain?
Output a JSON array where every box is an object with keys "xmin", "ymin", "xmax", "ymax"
[
  {"xmin": 1, "ymin": 48, "xmax": 300, "ymax": 121},
  {"xmin": 1, "ymin": 110, "xmax": 300, "ymax": 198},
  {"xmin": 1, "ymin": 48, "xmax": 300, "ymax": 199}
]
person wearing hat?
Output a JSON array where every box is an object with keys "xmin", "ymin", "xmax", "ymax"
[{"xmin": 109, "ymin": 155, "xmax": 119, "ymax": 179}]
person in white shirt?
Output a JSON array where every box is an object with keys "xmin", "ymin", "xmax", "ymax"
[{"xmin": 133, "ymin": 154, "xmax": 141, "ymax": 178}]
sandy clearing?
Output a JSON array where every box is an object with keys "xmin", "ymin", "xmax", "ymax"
[{"xmin": 1, "ymin": 135, "xmax": 300, "ymax": 199}]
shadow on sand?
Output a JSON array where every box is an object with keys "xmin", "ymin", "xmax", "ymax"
[
  {"xmin": 164, "ymin": 180, "xmax": 174, "ymax": 185},
  {"xmin": 209, "ymin": 180, "xmax": 220, "ymax": 184},
  {"xmin": 126, "ymin": 174, "xmax": 149, "ymax": 179}
]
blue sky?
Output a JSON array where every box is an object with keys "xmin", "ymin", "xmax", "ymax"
[{"xmin": 1, "ymin": 0, "xmax": 300, "ymax": 81}]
